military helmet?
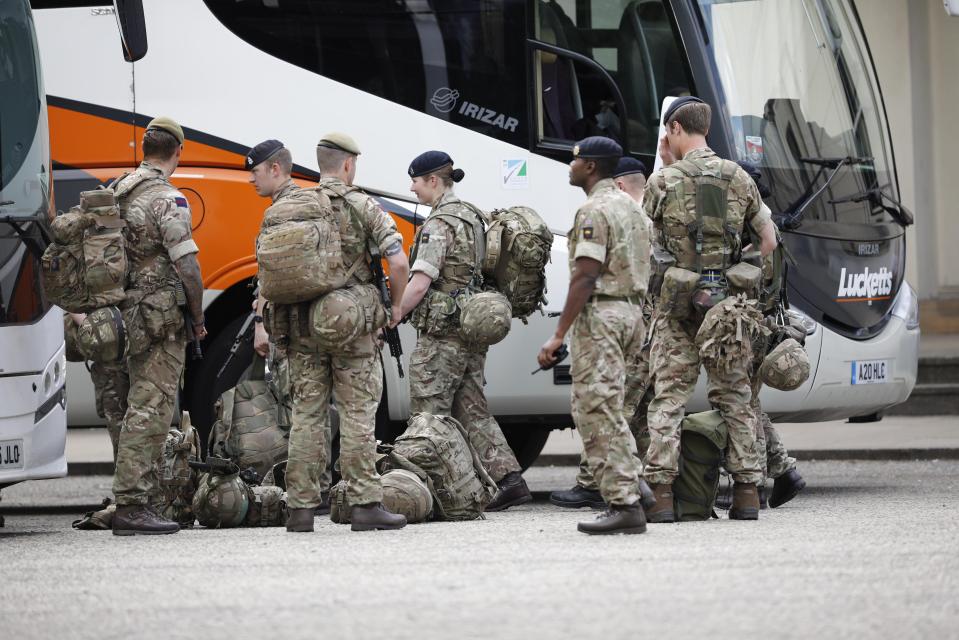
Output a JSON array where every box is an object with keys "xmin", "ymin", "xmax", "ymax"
[
  {"xmin": 76, "ymin": 306, "xmax": 127, "ymax": 363},
  {"xmin": 760, "ymin": 338, "xmax": 810, "ymax": 391},
  {"xmin": 381, "ymin": 469, "xmax": 433, "ymax": 523},
  {"xmin": 458, "ymin": 291, "xmax": 511, "ymax": 347},
  {"xmin": 192, "ymin": 472, "xmax": 253, "ymax": 528},
  {"xmin": 309, "ymin": 284, "xmax": 387, "ymax": 350}
]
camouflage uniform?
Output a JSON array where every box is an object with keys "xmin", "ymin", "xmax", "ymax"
[
  {"xmin": 643, "ymin": 148, "xmax": 768, "ymax": 486},
  {"xmin": 568, "ymin": 178, "xmax": 650, "ymax": 506},
  {"xmin": 282, "ymin": 177, "xmax": 400, "ymax": 509},
  {"xmin": 408, "ymin": 191, "xmax": 521, "ymax": 482},
  {"xmin": 113, "ymin": 161, "xmax": 198, "ymax": 506},
  {"xmin": 90, "ymin": 361, "xmax": 130, "ymax": 460}
]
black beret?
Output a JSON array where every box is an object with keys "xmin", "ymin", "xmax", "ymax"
[
  {"xmin": 662, "ymin": 95, "xmax": 705, "ymax": 124},
  {"xmin": 245, "ymin": 139, "xmax": 284, "ymax": 170},
  {"xmin": 408, "ymin": 150, "xmax": 454, "ymax": 178},
  {"xmin": 614, "ymin": 157, "xmax": 647, "ymax": 178},
  {"xmin": 572, "ymin": 136, "xmax": 622, "ymax": 159}
]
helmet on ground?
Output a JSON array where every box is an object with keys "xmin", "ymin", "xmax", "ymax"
[
  {"xmin": 192, "ymin": 473, "xmax": 253, "ymax": 528},
  {"xmin": 381, "ymin": 469, "xmax": 433, "ymax": 523},
  {"xmin": 759, "ymin": 338, "xmax": 810, "ymax": 391}
]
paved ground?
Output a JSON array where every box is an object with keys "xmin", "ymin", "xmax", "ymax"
[{"xmin": 3, "ymin": 461, "xmax": 958, "ymax": 639}]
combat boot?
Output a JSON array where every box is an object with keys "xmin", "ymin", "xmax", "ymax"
[
  {"xmin": 577, "ymin": 504, "xmax": 647, "ymax": 535},
  {"xmin": 638, "ymin": 478, "xmax": 656, "ymax": 511},
  {"xmin": 486, "ymin": 471, "xmax": 533, "ymax": 512},
  {"xmin": 728, "ymin": 482, "xmax": 760, "ymax": 520},
  {"xmin": 286, "ymin": 508, "xmax": 315, "ymax": 532},
  {"xmin": 645, "ymin": 482, "xmax": 675, "ymax": 523},
  {"xmin": 717, "ymin": 484, "xmax": 768, "ymax": 510},
  {"xmin": 769, "ymin": 469, "xmax": 806, "ymax": 508},
  {"xmin": 112, "ymin": 504, "xmax": 180, "ymax": 536},
  {"xmin": 315, "ymin": 491, "xmax": 331, "ymax": 516},
  {"xmin": 350, "ymin": 503, "xmax": 407, "ymax": 531},
  {"xmin": 549, "ymin": 485, "xmax": 605, "ymax": 509}
]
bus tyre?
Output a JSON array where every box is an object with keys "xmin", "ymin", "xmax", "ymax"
[{"xmin": 502, "ymin": 426, "xmax": 550, "ymax": 471}]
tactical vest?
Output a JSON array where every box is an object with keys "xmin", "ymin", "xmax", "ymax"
[
  {"xmin": 113, "ymin": 169, "xmax": 179, "ymax": 292},
  {"xmin": 660, "ymin": 156, "xmax": 744, "ymax": 273},
  {"xmin": 410, "ymin": 199, "xmax": 486, "ymax": 294}
]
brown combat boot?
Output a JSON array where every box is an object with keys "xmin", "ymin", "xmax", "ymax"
[
  {"xmin": 112, "ymin": 504, "xmax": 179, "ymax": 536},
  {"xmin": 729, "ymin": 482, "xmax": 760, "ymax": 520},
  {"xmin": 315, "ymin": 491, "xmax": 331, "ymax": 516},
  {"xmin": 638, "ymin": 478, "xmax": 656, "ymax": 511},
  {"xmin": 486, "ymin": 471, "xmax": 533, "ymax": 512},
  {"xmin": 645, "ymin": 482, "xmax": 675, "ymax": 523},
  {"xmin": 577, "ymin": 504, "xmax": 647, "ymax": 535},
  {"xmin": 350, "ymin": 503, "xmax": 407, "ymax": 531},
  {"xmin": 286, "ymin": 508, "xmax": 315, "ymax": 532}
]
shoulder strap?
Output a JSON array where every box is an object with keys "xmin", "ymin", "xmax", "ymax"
[{"xmin": 432, "ymin": 203, "xmax": 487, "ymax": 285}]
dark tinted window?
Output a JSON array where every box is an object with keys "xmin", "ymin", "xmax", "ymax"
[
  {"xmin": 0, "ymin": 238, "xmax": 47, "ymax": 325},
  {"xmin": 0, "ymin": 0, "xmax": 42, "ymax": 190},
  {"xmin": 203, "ymin": 0, "xmax": 528, "ymax": 147}
]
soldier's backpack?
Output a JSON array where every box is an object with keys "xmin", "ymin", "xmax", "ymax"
[
  {"xmin": 380, "ymin": 413, "xmax": 498, "ymax": 521},
  {"xmin": 482, "ymin": 206, "xmax": 553, "ymax": 320},
  {"xmin": 674, "ymin": 410, "xmax": 728, "ymax": 521},
  {"xmin": 243, "ymin": 485, "xmax": 289, "ymax": 527},
  {"xmin": 329, "ymin": 469, "xmax": 434, "ymax": 525},
  {"xmin": 256, "ymin": 186, "xmax": 358, "ymax": 304},
  {"xmin": 208, "ymin": 355, "xmax": 292, "ymax": 479},
  {"xmin": 41, "ymin": 188, "xmax": 127, "ymax": 313},
  {"xmin": 156, "ymin": 413, "xmax": 202, "ymax": 526}
]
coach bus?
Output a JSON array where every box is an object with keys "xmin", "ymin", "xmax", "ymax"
[
  {"xmin": 0, "ymin": 0, "xmax": 67, "ymax": 497},
  {"xmin": 33, "ymin": 0, "xmax": 918, "ymax": 467}
]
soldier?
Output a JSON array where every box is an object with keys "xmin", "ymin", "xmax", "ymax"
[
  {"xmin": 550, "ymin": 156, "xmax": 653, "ymax": 510},
  {"xmin": 393, "ymin": 151, "xmax": 531, "ymax": 512},
  {"xmin": 246, "ymin": 139, "xmax": 334, "ymax": 516},
  {"xmin": 111, "ymin": 116, "xmax": 207, "ymax": 535},
  {"xmin": 538, "ymin": 137, "xmax": 652, "ymax": 535},
  {"xmin": 642, "ymin": 97, "xmax": 778, "ymax": 523},
  {"xmin": 282, "ymin": 132, "xmax": 410, "ymax": 532}
]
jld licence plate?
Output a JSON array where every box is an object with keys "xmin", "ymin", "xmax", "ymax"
[
  {"xmin": 0, "ymin": 439, "xmax": 24, "ymax": 469},
  {"xmin": 851, "ymin": 360, "xmax": 890, "ymax": 385}
]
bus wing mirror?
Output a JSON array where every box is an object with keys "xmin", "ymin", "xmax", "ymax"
[{"xmin": 113, "ymin": 0, "xmax": 148, "ymax": 62}]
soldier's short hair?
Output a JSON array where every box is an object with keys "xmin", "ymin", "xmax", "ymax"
[
  {"xmin": 317, "ymin": 146, "xmax": 353, "ymax": 174},
  {"xmin": 668, "ymin": 102, "xmax": 711, "ymax": 136},
  {"xmin": 142, "ymin": 128, "xmax": 179, "ymax": 161},
  {"xmin": 618, "ymin": 173, "xmax": 646, "ymax": 190},
  {"xmin": 265, "ymin": 147, "xmax": 293, "ymax": 174},
  {"xmin": 592, "ymin": 156, "xmax": 618, "ymax": 179}
]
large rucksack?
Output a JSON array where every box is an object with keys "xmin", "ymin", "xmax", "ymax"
[
  {"xmin": 256, "ymin": 186, "xmax": 357, "ymax": 304},
  {"xmin": 156, "ymin": 412, "xmax": 202, "ymax": 526},
  {"xmin": 481, "ymin": 206, "xmax": 553, "ymax": 320},
  {"xmin": 207, "ymin": 356, "xmax": 292, "ymax": 479},
  {"xmin": 380, "ymin": 413, "xmax": 497, "ymax": 521},
  {"xmin": 674, "ymin": 410, "xmax": 728, "ymax": 521},
  {"xmin": 41, "ymin": 188, "xmax": 127, "ymax": 313}
]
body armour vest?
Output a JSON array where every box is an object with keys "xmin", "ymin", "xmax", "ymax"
[{"xmin": 412, "ymin": 194, "xmax": 485, "ymax": 294}]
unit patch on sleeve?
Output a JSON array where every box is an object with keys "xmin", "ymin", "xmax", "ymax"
[{"xmin": 174, "ymin": 196, "xmax": 189, "ymax": 209}]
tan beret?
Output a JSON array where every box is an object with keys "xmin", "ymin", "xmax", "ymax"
[
  {"xmin": 146, "ymin": 116, "xmax": 184, "ymax": 145},
  {"xmin": 317, "ymin": 132, "xmax": 360, "ymax": 155}
]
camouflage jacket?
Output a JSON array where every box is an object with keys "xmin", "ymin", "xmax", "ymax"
[
  {"xmin": 410, "ymin": 190, "xmax": 485, "ymax": 294},
  {"xmin": 568, "ymin": 178, "xmax": 650, "ymax": 299},
  {"xmin": 114, "ymin": 161, "xmax": 198, "ymax": 292},
  {"xmin": 643, "ymin": 148, "xmax": 769, "ymax": 272}
]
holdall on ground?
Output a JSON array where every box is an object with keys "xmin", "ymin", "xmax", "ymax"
[
  {"xmin": 385, "ymin": 413, "xmax": 497, "ymax": 521},
  {"xmin": 208, "ymin": 356, "xmax": 292, "ymax": 479},
  {"xmin": 193, "ymin": 471, "xmax": 254, "ymax": 528},
  {"xmin": 156, "ymin": 413, "xmax": 202, "ymax": 526},
  {"xmin": 481, "ymin": 206, "xmax": 553, "ymax": 320},
  {"xmin": 244, "ymin": 485, "xmax": 289, "ymax": 527},
  {"xmin": 41, "ymin": 189, "xmax": 127, "ymax": 313},
  {"xmin": 308, "ymin": 283, "xmax": 388, "ymax": 350},
  {"xmin": 458, "ymin": 290, "xmax": 512, "ymax": 347},
  {"xmin": 674, "ymin": 410, "xmax": 728, "ymax": 521},
  {"xmin": 328, "ymin": 480, "xmax": 352, "ymax": 524},
  {"xmin": 256, "ymin": 187, "xmax": 353, "ymax": 304},
  {"xmin": 75, "ymin": 306, "xmax": 127, "ymax": 363}
]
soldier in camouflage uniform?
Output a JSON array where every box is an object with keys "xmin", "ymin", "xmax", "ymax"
[
  {"xmin": 394, "ymin": 151, "xmax": 532, "ymax": 512},
  {"xmin": 278, "ymin": 133, "xmax": 409, "ymax": 532},
  {"xmin": 538, "ymin": 137, "xmax": 652, "ymax": 535},
  {"xmin": 641, "ymin": 97, "xmax": 779, "ymax": 522},
  {"xmin": 550, "ymin": 157, "xmax": 654, "ymax": 510},
  {"xmin": 246, "ymin": 139, "xmax": 333, "ymax": 515},
  {"xmin": 111, "ymin": 117, "xmax": 207, "ymax": 535}
]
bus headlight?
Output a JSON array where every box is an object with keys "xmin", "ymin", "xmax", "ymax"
[
  {"xmin": 891, "ymin": 282, "xmax": 920, "ymax": 330},
  {"xmin": 786, "ymin": 307, "xmax": 818, "ymax": 335}
]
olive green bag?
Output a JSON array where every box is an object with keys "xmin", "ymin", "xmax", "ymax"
[
  {"xmin": 659, "ymin": 266, "xmax": 699, "ymax": 320},
  {"xmin": 674, "ymin": 410, "xmax": 728, "ymax": 521}
]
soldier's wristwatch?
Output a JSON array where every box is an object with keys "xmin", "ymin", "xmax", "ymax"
[{"xmin": 253, "ymin": 315, "xmax": 264, "ymax": 324}]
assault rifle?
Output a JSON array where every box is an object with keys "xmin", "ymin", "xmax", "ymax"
[
  {"xmin": 188, "ymin": 456, "xmax": 262, "ymax": 486},
  {"xmin": 531, "ymin": 344, "xmax": 569, "ymax": 375},
  {"xmin": 175, "ymin": 280, "xmax": 203, "ymax": 360},
  {"xmin": 217, "ymin": 311, "xmax": 256, "ymax": 379},
  {"xmin": 368, "ymin": 244, "xmax": 404, "ymax": 378}
]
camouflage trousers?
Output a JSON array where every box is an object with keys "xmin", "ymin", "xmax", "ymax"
[
  {"xmin": 285, "ymin": 335, "xmax": 382, "ymax": 509},
  {"xmin": 749, "ymin": 375, "xmax": 797, "ymax": 481},
  {"xmin": 90, "ymin": 360, "xmax": 130, "ymax": 461},
  {"xmin": 570, "ymin": 300, "xmax": 646, "ymax": 506},
  {"xmin": 113, "ymin": 336, "xmax": 186, "ymax": 506},
  {"xmin": 409, "ymin": 332, "xmax": 520, "ymax": 482},
  {"xmin": 645, "ymin": 314, "xmax": 762, "ymax": 485}
]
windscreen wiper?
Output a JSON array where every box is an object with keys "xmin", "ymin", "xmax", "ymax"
[
  {"xmin": 828, "ymin": 187, "xmax": 914, "ymax": 227},
  {"xmin": 0, "ymin": 203, "xmax": 51, "ymax": 259},
  {"xmin": 782, "ymin": 156, "xmax": 873, "ymax": 229}
]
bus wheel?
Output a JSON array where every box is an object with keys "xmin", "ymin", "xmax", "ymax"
[
  {"xmin": 502, "ymin": 426, "xmax": 550, "ymax": 471},
  {"xmin": 848, "ymin": 411, "xmax": 883, "ymax": 423}
]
